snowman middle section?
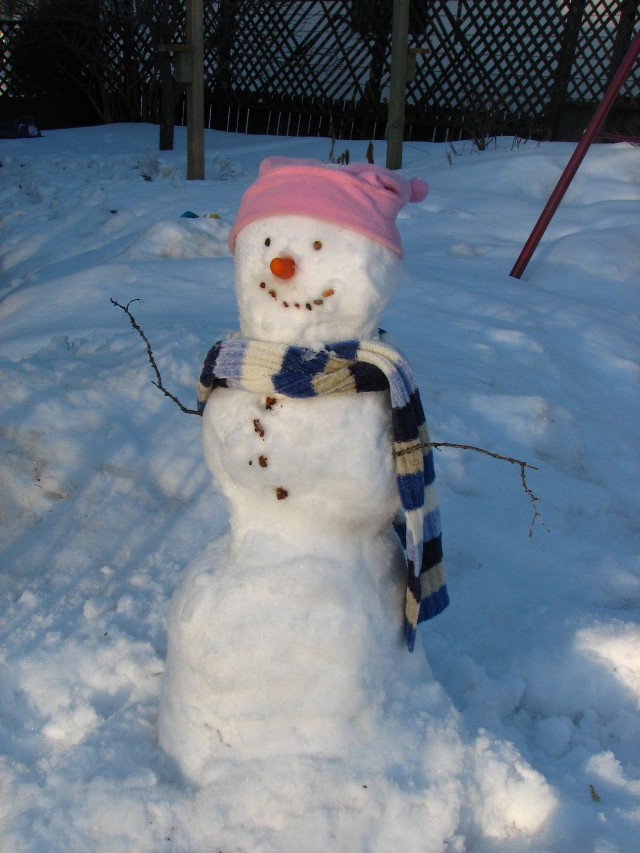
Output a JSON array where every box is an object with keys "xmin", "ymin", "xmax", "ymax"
[{"xmin": 203, "ymin": 384, "xmax": 401, "ymax": 542}]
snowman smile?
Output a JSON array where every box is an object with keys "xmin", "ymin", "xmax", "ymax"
[
  {"xmin": 257, "ymin": 248, "xmax": 336, "ymax": 311},
  {"xmin": 258, "ymin": 280, "xmax": 335, "ymax": 311}
]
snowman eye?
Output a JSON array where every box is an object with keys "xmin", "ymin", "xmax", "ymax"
[
  {"xmin": 264, "ymin": 237, "xmax": 271, "ymax": 247},
  {"xmin": 313, "ymin": 240, "xmax": 322, "ymax": 250}
]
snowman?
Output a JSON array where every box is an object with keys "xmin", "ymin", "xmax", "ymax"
[{"xmin": 158, "ymin": 157, "xmax": 449, "ymax": 787}]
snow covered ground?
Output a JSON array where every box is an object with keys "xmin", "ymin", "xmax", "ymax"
[{"xmin": 0, "ymin": 124, "xmax": 638, "ymax": 852}]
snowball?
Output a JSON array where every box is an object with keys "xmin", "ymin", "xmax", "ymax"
[
  {"xmin": 469, "ymin": 733, "xmax": 558, "ymax": 840},
  {"xmin": 234, "ymin": 215, "xmax": 402, "ymax": 344}
]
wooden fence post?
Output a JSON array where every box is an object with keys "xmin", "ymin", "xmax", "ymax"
[
  {"xmin": 186, "ymin": 0, "xmax": 205, "ymax": 180},
  {"xmin": 158, "ymin": 0, "xmax": 177, "ymax": 151},
  {"xmin": 386, "ymin": 0, "xmax": 410, "ymax": 170}
]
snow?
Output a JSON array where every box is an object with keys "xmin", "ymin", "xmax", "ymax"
[{"xmin": 1, "ymin": 123, "xmax": 639, "ymax": 851}]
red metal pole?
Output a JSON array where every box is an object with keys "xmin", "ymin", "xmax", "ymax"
[{"xmin": 510, "ymin": 28, "xmax": 640, "ymax": 280}]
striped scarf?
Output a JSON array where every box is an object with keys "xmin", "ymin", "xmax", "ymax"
[{"xmin": 197, "ymin": 337, "xmax": 449, "ymax": 651}]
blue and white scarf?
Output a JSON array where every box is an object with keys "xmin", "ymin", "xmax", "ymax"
[{"xmin": 197, "ymin": 337, "xmax": 449, "ymax": 651}]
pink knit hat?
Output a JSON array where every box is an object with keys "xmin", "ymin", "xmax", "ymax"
[{"xmin": 228, "ymin": 157, "xmax": 428, "ymax": 258}]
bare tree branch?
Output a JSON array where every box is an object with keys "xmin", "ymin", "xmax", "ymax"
[
  {"xmin": 110, "ymin": 298, "xmax": 200, "ymax": 416},
  {"xmin": 397, "ymin": 440, "xmax": 548, "ymax": 540}
]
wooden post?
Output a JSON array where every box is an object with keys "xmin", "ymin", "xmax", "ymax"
[
  {"xmin": 158, "ymin": 0, "xmax": 176, "ymax": 151},
  {"xmin": 158, "ymin": 51, "xmax": 177, "ymax": 151},
  {"xmin": 186, "ymin": 0, "xmax": 205, "ymax": 180},
  {"xmin": 386, "ymin": 0, "xmax": 410, "ymax": 170},
  {"xmin": 543, "ymin": 0, "xmax": 587, "ymax": 140}
]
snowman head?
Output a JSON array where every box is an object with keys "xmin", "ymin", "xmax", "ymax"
[{"xmin": 229, "ymin": 157, "xmax": 428, "ymax": 345}]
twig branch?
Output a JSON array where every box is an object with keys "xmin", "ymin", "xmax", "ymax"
[
  {"xmin": 428, "ymin": 441, "xmax": 547, "ymax": 540},
  {"xmin": 395, "ymin": 440, "xmax": 547, "ymax": 539},
  {"xmin": 110, "ymin": 298, "xmax": 200, "ymax": 416}
]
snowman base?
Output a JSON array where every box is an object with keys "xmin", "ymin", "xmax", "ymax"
[
  {"xmin": 158, "ymin": 522, "xmax": 425, "ymax": 785},
  {"xmin": 170, "ymin": 687, "xmax": 463, "ymax": 852}
]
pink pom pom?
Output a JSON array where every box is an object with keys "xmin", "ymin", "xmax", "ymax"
[{"xmin": 410, "ymin": 178, "xmax": 429, "ymax": 203}]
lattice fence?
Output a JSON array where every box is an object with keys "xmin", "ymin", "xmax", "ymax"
[
  {"xmin": 1, "ymin": 0, "xmax": 638, "ymax": 140},
  {"xmin": 0, "ymin": 18, "xmax": 18, "ymax": 97}
]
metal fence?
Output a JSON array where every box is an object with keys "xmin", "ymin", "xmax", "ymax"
[{"xmin": 1, "ymin": 1, "xmax": 639, "ymax": 141}]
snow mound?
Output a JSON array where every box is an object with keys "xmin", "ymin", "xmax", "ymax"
[{"xmin": 125, "ymin": 217, "xmax": 230, "ymax": 260}]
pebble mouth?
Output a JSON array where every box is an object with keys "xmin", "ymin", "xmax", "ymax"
[{"xmin": 258, "ymin": 281, "xmax": 335, "ymax": 311}]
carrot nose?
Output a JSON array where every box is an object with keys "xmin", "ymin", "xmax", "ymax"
[{"xmin": 270, "ymin": 256, "xmax": 296, "ymax": 280}]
